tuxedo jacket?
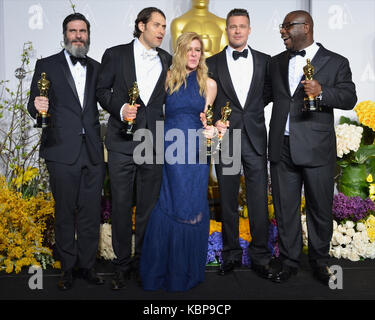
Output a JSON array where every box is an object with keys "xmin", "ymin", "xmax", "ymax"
[
  {"xmin": 27, "ymin": 50, "xmax": 104, "ymax": 165},
  {"xmin": 266, "ymin": 43, "xmax": 357, "ymax": 167},
  {"xmin": 96, "ymin": 40, "xmax": 172, "ymax": 155},
  {"xmin": 206, "ymin": 46, "xmax": 271, "ymax": 156}
]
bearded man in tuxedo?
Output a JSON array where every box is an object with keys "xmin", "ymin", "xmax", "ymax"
[{"xmin": 28, "ymin": 13, "xmax": 105, "ymax": 290}]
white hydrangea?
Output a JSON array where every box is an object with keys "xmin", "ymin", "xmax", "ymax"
[
  {"xmin": 335, "ymin": 123, "xmax": 363, "ymax": 158},
  {"xmin": 328, "ymin": 219, "xmax": 375, "ymax": 261},
  {"xmin": 98, "ymin": 223, "xmax": 116, "ymax": 260}
]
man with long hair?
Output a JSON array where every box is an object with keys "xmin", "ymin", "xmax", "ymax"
[{"xmin": 96, "ymin": 7, "xmax": 172, "ymax": 290}]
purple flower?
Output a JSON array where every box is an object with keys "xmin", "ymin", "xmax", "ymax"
[
  {"xmin": 332, "ymin": 192, "xmax": 375, "ymax": 221},
  {"xmin": 268, "ymin": 219, "xmax": 279, "ymax": 257},
  {"xmin": 101, "ymin": 197, "xmax": 111, "ymax": 223},
  {"xmin": 206, "ymin": 223, "xmax": 281, "ymax": 265},
  {"xmin": 206, "ymin": 232, "xmax": 223, "ymax": 264},
  {"xmin": 239, "ymin": 238, "xmax": 250, "ymax": 266}
]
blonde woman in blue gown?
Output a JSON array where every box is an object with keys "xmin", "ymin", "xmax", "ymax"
[{"xmin": 140, "ymin": 32, "xmax": 217, "ymax": 291}]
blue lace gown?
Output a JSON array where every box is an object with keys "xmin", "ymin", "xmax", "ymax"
[{"xmin": 140, "ymin": 71, "xmax": 210, "ymax": 291}]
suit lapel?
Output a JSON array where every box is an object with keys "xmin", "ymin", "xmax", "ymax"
[
  {"xmin": 123, "ymin": 41, "xmax": 137, "ymax": 94},
  {"xmin": 217, "ymin": 48, "xmax": 242, "ymax": 109},
  {"xmin": 147, "ymin": 49, "xmax": 169, "ymax": 106},
  {"xmin": 310, "ymin": 44, "xmax": 331, "ymax": 77},
  {"xmin": 58, "ymin": 50, "xmax": 81, "ymax": 107},
  {"xmin": 293, "ymin": 44, "xmax": 331, "ymax": 96},
  {"xmin": 278, "ymin": 51, "xmax": 292, "ymax": 97},
  {"xmin": 243, "ymin": 47, "xmax": 260, "ymax": 109},
  {"xmin": 82, "ymin": 59, "xmax": 93, "ymax": 111}
]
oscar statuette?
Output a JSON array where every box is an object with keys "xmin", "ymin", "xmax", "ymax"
[
  {"xmin": 302, "ymin": 59, "xmax": 321, "ymax": 112},
  {"xmin": 205, "ymin": 104, "xmax": 214, "ymax": 156},
  {"xmin": 35, "ymin": 72, "xmax": 50, "ymax": 128},
  {"xmin": 216, "ymin": 102, "xmax": 231, "ymax": 151},
  {"xmin": 123, "ymin": 82, "xmax": 140, "ymax": 136}
]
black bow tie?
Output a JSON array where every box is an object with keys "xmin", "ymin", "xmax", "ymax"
[
  {"xmin": 232, "ymin": 49, "xmax": 248, "ymax": 60},
  {"xmin": 289, "ymin": 50, "xmax": 306, "ymax": 59},
  {"xmin": 70, "ymin": 55, "xmax": 87, "ymax": 66}
]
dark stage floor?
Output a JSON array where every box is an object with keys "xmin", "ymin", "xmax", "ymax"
[{"xmin": 1, "ymin": 254, "xmax": 374, "ymax": 302}]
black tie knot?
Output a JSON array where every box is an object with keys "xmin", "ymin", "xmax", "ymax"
[
  {"xmin": 70, "ymin": 55, "xmax": 87, "ymax": 66},
  {"xmin": 232, "ymin": 49, "xmax": 248, "ymax": 60},
  {"xmin": 289, "ymin": 50, "xmax": 306, "ymax": 59}
]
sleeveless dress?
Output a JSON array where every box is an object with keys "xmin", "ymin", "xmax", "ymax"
[{"xmin": 140, "ymin": 71, "xmax": 210, "ymax": 291}]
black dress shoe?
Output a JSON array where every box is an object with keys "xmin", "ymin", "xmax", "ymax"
[
  {"xmin": 57, "ymin": 270, "xmax": 73, "ymax": 291},
  {"xmin": 313, "ymin": 265, "xmax": 333, "ymax": 286},
  {"xmin": 271, "ymin": 265, "xmax": 298, "ymax": 283},
  {"xmin": 80, "ymin": 268, "xmax": 105, "ymax": 285},
  {"xmin": 251, "ymin": 262, "xmax": 277, "ymax": 280},
  {"xmin": 111, "ymin": 270, "xmax": 131, "ymax": 290},
  {"xmin": 217, "ymin": 261, "xmax": 241, "ymax": 276}
]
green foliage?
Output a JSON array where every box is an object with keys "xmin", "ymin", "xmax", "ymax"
[{"xmin": 0, "ymin": 42, "xmax": 49, "ymax": 192}]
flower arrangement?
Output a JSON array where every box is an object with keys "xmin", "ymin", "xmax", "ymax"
[
  {"xmin": 327, "ymin": 100, "xmax": 375, "ymax": 261},
  {"xmin": 0, "ymin": 43, "xmax": 57, "ymax": 273},
  {"xmin": 206, "ymin": 216, "xmax": 253, "ymax": 266},
  {"xmin": 335, "ymin": 101, "xmax": 375, "ymax": 197},
  {"xmin": 0, "ymin": 176, "xmax": 58, "ymax": 273}
]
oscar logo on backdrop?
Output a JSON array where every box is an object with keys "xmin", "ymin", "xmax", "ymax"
[{"xmin": 171, "ymin": 0, "xmax": 227, "ymax": 57}]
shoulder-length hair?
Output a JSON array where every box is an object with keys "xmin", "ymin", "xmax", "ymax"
[{"xmin": 167, "ymin": 32, "xmax": 208, "ymax": 97}]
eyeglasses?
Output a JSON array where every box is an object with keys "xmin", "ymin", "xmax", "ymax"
[{"xmin": 279, "ymin": 22, "xmax": 306, "ymax": 30}]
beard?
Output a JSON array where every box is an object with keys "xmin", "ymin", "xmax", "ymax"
[{"xmin": 64, "ymin": 35, "xmax": 90, "ymax": 57}]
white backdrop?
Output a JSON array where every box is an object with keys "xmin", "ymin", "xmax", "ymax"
[{"xmin": 0, "ymin": 0, "xmax": 374, "ymax": 126}]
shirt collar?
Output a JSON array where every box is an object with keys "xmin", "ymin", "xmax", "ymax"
[
  {"xmin": 134, "ymin": 38, "xmax": 158, "ymax": 56},
  {"xmin": 299, "ymin": 41, "xmax": 319, "ymax": 59}
]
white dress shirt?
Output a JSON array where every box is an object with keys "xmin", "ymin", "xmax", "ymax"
[
  {"xmin": 64, "ymin": 49, "xmax": 86, "ymax": 108},
  {"xmin": 120, "ymin": 38, "xmax": 162, "ymax": 121},
  {"xmin": 226, "ymin": 45, "xmax": 253, "ymax": 108},
  {"xmin": 284, "ymin": 42, "xmax": 320, "ymax": 135},
  {"xmin": 133, "ymin": 38, "xmax": 162, "ymax": 106}
]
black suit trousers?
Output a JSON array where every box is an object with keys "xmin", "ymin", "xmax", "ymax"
[
  {"xmin": 216, "ymin": 132, "xmax": 270, "ymax": 265},
  {"xmin": 46, "ymin": 139, "xmax": 105, "ymax": 271},
  {"xmin": 108, "ymin": 150, "xmax": 162, "ymax": 272},
  {"xmin": 270, "ymin": 136, "xmax": 334, "ymax": 268}
]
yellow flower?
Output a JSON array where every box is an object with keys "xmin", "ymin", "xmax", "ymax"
[
  {"xmin": 0, "ymin": 175, "xmax": 55, "ymax": 273},
  {"xmin": 240, "ymin": 205, "xmax": 248, "ymax": 218},
  {"xmin": 239, "ymin": 217, "xmax": 251, "ymax": 242},
  {"xmin": 301, "ymin": 196, "xmax": 306, "ymax": 213},
  {"xmin": 369, "ymin": 184, "xmax": 375, "ymax": 197},
  {"xmin": 354, "ymin": 100, "xmax": 375, "ymax": 131},
  {"xmin": 366, "ymin": 214, "xmax": 375, "ymax": 227},
  {"xmin": 367, "ymin": 174, "xmax": 374, "ymax": 183},
  {"xmin": 209, "ymin": 220, "xmax": 222, "ymax": 234},
  {"xmin": 365, "ymin": 215, "xmax": 375, "ymax": 242}
]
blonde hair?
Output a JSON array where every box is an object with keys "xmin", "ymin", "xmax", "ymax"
[{"xmin": 167, "ymin": 32, "xmax": 208, "ymax": 96}]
